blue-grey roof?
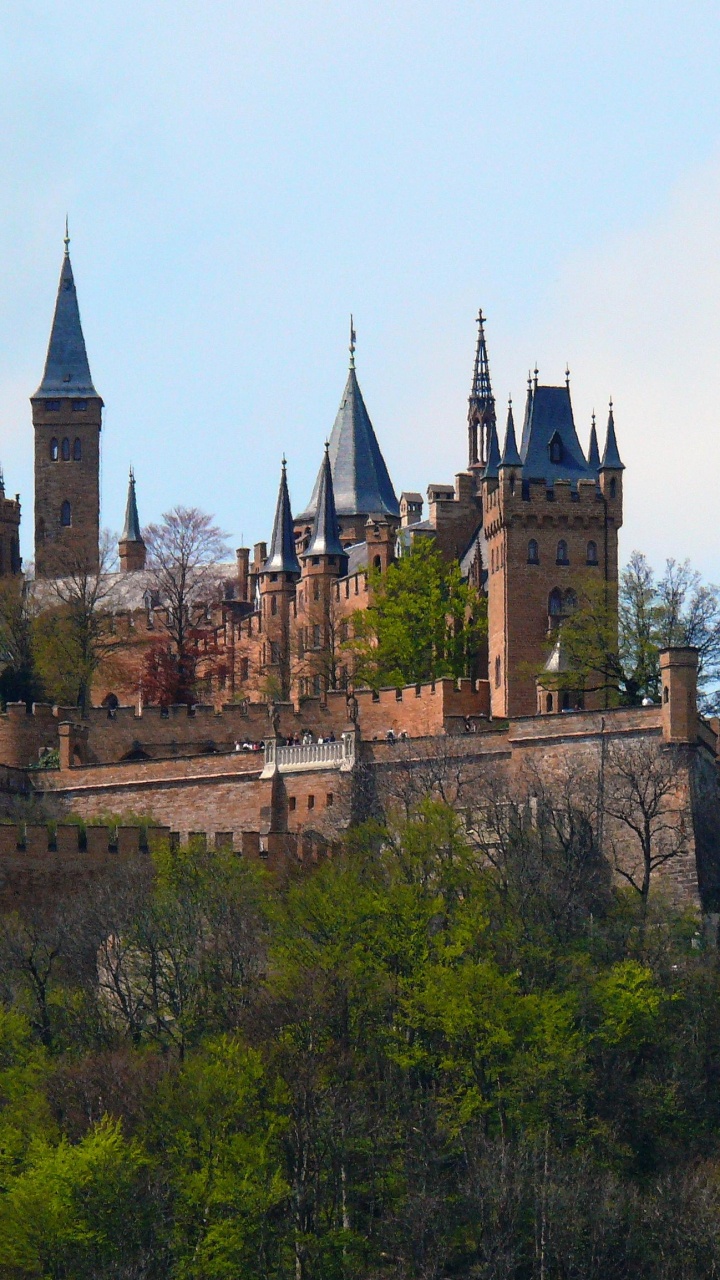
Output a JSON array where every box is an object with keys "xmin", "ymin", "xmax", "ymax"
[
  {"xmin": 33, "ymin": 247, "xmax": 99, "ymax": 399},
  {"xmin": 299, "ymin": 365, "xmax": 399, "ymax": 521},
  {"xmin": 303, "ymin": 447, "xmax": 347, "ymax": 560},
  {"xmin": 483, "ymin": 418, "xmax": 501, "ymax": 480},
  {"xmin": 600, "ymin": 404, "xmax": 624, "ymax": 470},
  {"xmin": 264, "ymin": 462, "xmax": 301, "ymax": 575},
  {"xmin": 120, "ymin": 469, "xmax": 143, "ymax": 543},
  {"xmin": 499, "ymin": 402, "xmax": 522, "ymax": 468},
  {"xmin": 587, "ymin": 417, "xmax": 601, "ymax": 470},
  {"xmin": 519, "ymin": 385, "xmax": 593, "ymax": 486}
]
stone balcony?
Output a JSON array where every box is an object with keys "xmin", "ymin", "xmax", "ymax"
[{"xmin": 261, "ymin": 731, "xmax": 357, "ymax": 777}]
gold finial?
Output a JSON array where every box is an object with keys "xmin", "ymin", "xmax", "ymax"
[
  {"xmin": 64, "ymin": 215, "xmax": 70, "ymax": 257},
  {"xmin": 349, "ymin": 315, "xmax": 356, "ymax": 368}
]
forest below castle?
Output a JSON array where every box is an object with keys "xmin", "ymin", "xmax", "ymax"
[{"xmin": 2, "ymin": 797, "xmax": 720, "ymax": 1278}]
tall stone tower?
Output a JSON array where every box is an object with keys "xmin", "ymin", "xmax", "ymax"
[
  {"xmin": 0, "ymin": 470, "xmax": 21, "ymax": 579},
  {"xmin": 483, "ymin": 379, "xmax": 623, "ymax": 718},
  {"xmin": 118, "ymin": 469, "xmax": 146, "ymax": 573},
  {"xmin": 31, "ymin": 230, "xmax": 102, "ymax": 578}
]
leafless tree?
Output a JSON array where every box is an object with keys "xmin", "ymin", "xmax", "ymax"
[{"xmin": 602, "ymin": 737, "xmax": 687, "ymax": 907}]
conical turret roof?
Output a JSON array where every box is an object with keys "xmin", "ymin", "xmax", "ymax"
[
  {"xmin": 121, "ymin": 468, "xmax": 143, "ymax": 544},
  {"xmin": 34, "ymin": 238, "xmax": 99, "ymax": 399},
  {"xmin": 499, "ymin": 400, "xmax": 522, "ymax": 467},
  {"xmin": 264, "ymin": 461, "xmax": 301, "ymax": 575},
  {"xmin": 587, "ymin": 415, "xmax": 601, "ymax": 470},
  {"xmin": 299, "ymin": 359, "xmax": 399, "ymax": 522},
  {"xmin": 483, "ymin": 418, "xmax": 502, "ymax": 480},
  {"xmin": 600, "ymin": 402, "xmax": 624, "ymax": 470},
  {"xmin": 303, "ymin": 446, "xmax": 346, "ymax": 559}
]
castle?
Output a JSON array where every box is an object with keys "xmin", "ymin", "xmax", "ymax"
[{"xmin": 0, "ymin": 234, "xmax": 716, "ymax": 917}]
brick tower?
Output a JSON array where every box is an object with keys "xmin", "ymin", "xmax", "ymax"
[
  {"xmin": 32, "ymin": 229, "xmax": 102, "ymax": 578},
  {"xmin": 258, "ymin": 459, "xmax": 301, "ymax": 700},
  {"xmin": 0, "ymin": 470, "xmax": 21, "ymax": 578},
  {"xmin": 297, "ymin": 445, "xmax": 348, "ymax": 697},
  {"xmin": 483, "ymin": 379, "xmax": 623, "ymax": 718}
]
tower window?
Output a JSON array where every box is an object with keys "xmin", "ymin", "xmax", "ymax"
[
  {"xmin": 73, "ymin": 437, "xmax": 82, "ymax": 461},
  {"xmin": 494, "ymin": 655, "xmax": 501, "ymax": 688},
  {"xmin": 271, "ymin": 595, "xmax": 277, "ymax": 616},
  {"xmin": 61, "ymin": 437, "xmax": 70, "ymax": 461},
  {"xmin": 548, "ymin": 588, "xmax": 563, "ymax": 617},
  {"xmin": 373, "ymin": 555, "xmax": 382, "ymax": 572},
  {"xmin": 46, "ymin": 400, "xmax": 61, "ymax": 412},
  {"xmin": 60, "ymin": 500, "xmax": 72, "ymax": 527},
  {"xmin": 556, "ymin": 539, "xmax": 569, "ymax": 565},
  {"xmin": 72, "ymin": 400, "xmax": 87, "ymax": 411},
  {"xmin": 610, "ymin": 478, "xmax": 617, "ymax": 499},
  {"xmin": 527, "ymin": 539, "xmax": 539, "ymax": 564},
  {"xmin": 50, "ymin": 438, "xmax": 59, "ymax": 461},
  {"xmin": 586, "ymin": 540, "xmax": 598, "ymax": 565}
]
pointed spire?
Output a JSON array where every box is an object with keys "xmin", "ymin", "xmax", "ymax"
[
  {"xmin": 264, "ymin": 458, "xmax": 301, "ymax": 575},
  {"xmin": 121, "ymin": 467, "xmax": 143, "ymax": 543},
  {"xmin": 34, "ymin": 233, "xmax": 98, "ymax": 399},
  {"xmin": 304, "ymin": 444, "xmax": 347, "ymax": 559},
  {"xmin": 483, "ymin": 418, "xmax": 502, "ymax": 481},
  {"xmin": 468, "ymin": 309, "xmax": 496, "ymax": 466},
  {"xmin": 499, "ymin": 396, "xmax": 522, "ymax": 468},
  {"xmin": 600, "ymin": 398, "xmax": 624, "ymax": 470},
  {"xmin": 587, "ymin": 412, "xmax": 601, "ymax": 470}
]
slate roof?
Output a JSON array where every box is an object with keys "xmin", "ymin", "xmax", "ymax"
[
  {"xmin": 499, "ymin": 401, "xmax": 522, "ymax": 468},
  {"xmin": 587, "ymin": 417, "xmax": 601, "ymax": 470},
  {"xmin": 519, "ymin": 384, "xmax": 593, "ymax": 486},
  {"xmin": 34, "ymin": 246, "xmax": 99, "ymax": 399},
  {"xmin": 298, "ymin": 365, "xmax": 399, "ymax": 521},
  {"xmin": 600, "ymin": 404, "xmax": 624, "ymax": 470},
  {"xmin": 483, "ymin": 418, "xmax": 501, "ymax": 480},
  {"xmin": 303, "ymin": 447, "xmax": 347, "ymax": 560},
  {"xmin": 264, "ymin": 462, "xmax": 301, "ymax": 575},
  {"xmin": 120, "ymin": 469, "xmax": 143, "ymax": 544}
]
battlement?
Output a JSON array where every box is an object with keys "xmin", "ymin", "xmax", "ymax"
[{"xmin": 483, "ymin": 474, "xmax": 619, "ymax": 537}]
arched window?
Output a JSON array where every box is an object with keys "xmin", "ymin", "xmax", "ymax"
[
  {"xmin": 270, "ymin": 595, "xmax": 277, "ymax": 616},
  {"xmin": 663, "ymin": 686, "xmax": 669, "ymax": 704},
  {"xmin": 527, "ymin": 539, "xmax": 539, "ymax": 564},
  {"xmin": 60, "ymin": 500, "xmax": 71, "ymax": 527},
  {"xmin": 546, "ymin": 692, "xmax": 553, "ymax": 713},
  {"xmin": 548, "ymin": 588, "xmax": 563, "ymax": 617},
  {"xmin": 73, "ymin": 437, "xmax": 82, "ymax": 461},
  {"xmin": 61, "ymin": 437, "xmax": 70, "ymax": 461},
  {"xmin": 610, "ymin": 478, "xmax": 617, "ymax": 499},
  {"xmin": 586, "ymin": 540, "xmax": 598, "ymax": 565},
  {"xmin": 50, "ymin": 438, "xmax": 58, "ymax": 461},
  {"xmin": 556, "ymin": 539, "xmax": 569, "ymax": 565},
  {"xmin": 373, "ymin": 554, "xmax": 382, "ymax": 572}
]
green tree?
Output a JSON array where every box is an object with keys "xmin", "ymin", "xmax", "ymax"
[{"xmin": 347, "ymin": 539, "xmax": 486, "ymax": 689}]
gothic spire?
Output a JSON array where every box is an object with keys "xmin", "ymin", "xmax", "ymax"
[
  {"xmin": 34, "ymin": 232, "xmax": 99, "ymax": 399},
  {"xmin": 468, "ymin": 309, "xmax": 496, "ymax": 468},
  {"xmin": 121, "ymin": 468, "xmax": 143, "ymax": 544},
  {"xmin": 499, "ymin": 397, "xmax": 522, "ymax": 468},
  {"xmin": 264, "ymin": 458, "xmax": 301, "ymax": 575},
  {"xmin": 587, "ymin": 412, "xmax": 601, "ymax": 470},
  {"xmin": 304, "ymin": 444, "xmax": 347, "ymax": 559},
  {"xmin": 600, "ymin": 399, "xmax": 624, "ymax": 470}
]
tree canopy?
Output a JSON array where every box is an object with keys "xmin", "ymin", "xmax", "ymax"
[{"xmin": 347, "ymin": 539, "xmax": 487, "ymax": 689}]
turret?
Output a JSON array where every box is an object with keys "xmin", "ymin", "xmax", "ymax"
[
  {"xmin": 298, "ymin": 445, "xmax": 348, "ymax": 698},
  {"xmin": 0, "ymin": 468, "xmax": 21, "ymax": 578},
  {"xmin": 259, "ymin": 459, "xmax": 301, "ymax": 699},
  {"xmin": 118, "ymin": 468, "xmax": 146, "ymax": 572},
  {"xmin": 598, "ymin": 399, "xmax": 624, "ymax": 506},
  {"xmin": 467, "ymin": 309, "xmax": 496, "ymax": 472},
  {"xmin": 32, "ymin": 225, "xmax": 102, "ymax": 578}
]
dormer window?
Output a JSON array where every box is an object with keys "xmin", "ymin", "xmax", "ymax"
[{"xmin": 549, "ymin": 432, "xmax": 563, "ymax": 464}]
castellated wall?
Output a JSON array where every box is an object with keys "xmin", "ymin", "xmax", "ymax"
[{"xmin": 0, "ymin": 679, "xmax": 490, "ymax": 769}]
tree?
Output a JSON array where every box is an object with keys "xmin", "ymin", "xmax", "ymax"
[
  {"xmin": 347, "ymin": 539, "xmax": 486, "ymax": 689},
  {"xmin": 32, "ymin": 532, "xmax": 129, "ymax": 713},
  {"xmin": 553, "ymin": 552, "xmax": 720, "ymax": 710},
  {"xmin": 0, "ymin": 579, "xmax": 44, "ymax": 706},
  {"xmin": 142, "ymin": 507, "xmax": 230, "ymax": 706},
  {"xmin": 601, "ymin": 738, "xmax": 687, "ymax": 909}
]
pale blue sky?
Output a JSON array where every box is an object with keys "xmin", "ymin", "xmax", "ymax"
[{"xmin": 1, "ymin": 2, "xmax": 720, "ymax": 576}]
